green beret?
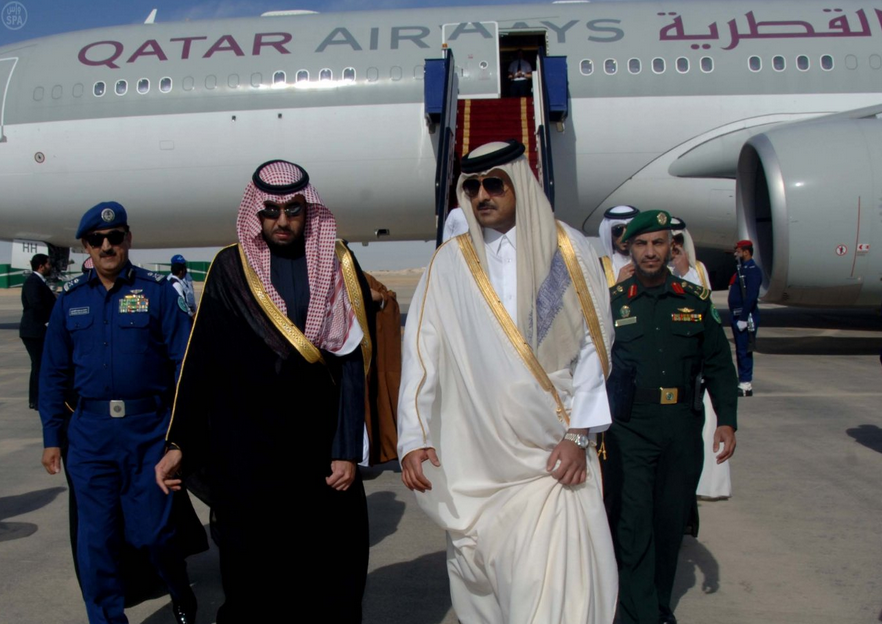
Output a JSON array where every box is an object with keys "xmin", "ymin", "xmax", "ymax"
[{"xmin": 622, "ymin": 210, "xmax": 672, "ymax": 242}]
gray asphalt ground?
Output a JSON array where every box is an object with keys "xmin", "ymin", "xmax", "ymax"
[{"xmin": 1, "ymin": 280, "xmax": 880, "ymax": 624}]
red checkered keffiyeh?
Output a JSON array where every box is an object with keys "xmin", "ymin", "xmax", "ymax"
[{"xmin": 235, "ymin": 160, "xmax": 353, "ymax": 351}]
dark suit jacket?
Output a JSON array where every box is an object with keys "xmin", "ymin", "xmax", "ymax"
[{"xmin": 20, "ymin": 272, "xmax": 56, "ymax": 339}]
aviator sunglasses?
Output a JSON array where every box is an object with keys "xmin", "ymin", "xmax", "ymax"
[
  {"xmin": 462, "ymin": 177, "xmax": 507, "ymax": 198},
  {"xmin": 258, "ymin": 202, "xmax": 308, "ymax": 220},
  {"xmin": 84, "ymin": 230, "xmax": 127, "ymax": 247},
  {"xmin": 611, "ymin": 224, "xmax": 627, "ymax": 238}
]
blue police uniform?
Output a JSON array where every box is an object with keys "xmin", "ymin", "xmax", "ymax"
[
  {"xmin": 727, "ymin": 257, "xmax": 761, "ymax": 382},
  {"xmin": 40, "ymin": 261, "xmax": 193, "ymax": 624}
]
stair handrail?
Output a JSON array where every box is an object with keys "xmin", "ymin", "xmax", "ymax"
[
  {"xmin": 432, "ymin": 47, "xmax": 458, "ymax": 247},
  {"xmin": 534, "ymin": 48, "xmax": 555, "ymax": 208}
]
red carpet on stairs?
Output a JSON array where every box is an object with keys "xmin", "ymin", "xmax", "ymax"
[{"xmin": 455, "ymin": 97, "xmax": 539, "ymax": 177}]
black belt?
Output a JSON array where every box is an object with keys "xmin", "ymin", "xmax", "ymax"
[
  {"xmin": 79, "ymin": 396, "xmax": 163, "ymax": 417},
  {"xmin": 633, "ymin": 386, "xmax": 689, "ymax": 405}
]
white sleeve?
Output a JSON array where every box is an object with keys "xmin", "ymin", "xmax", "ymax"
[
  {"xmin": 396, "ymin": 263, "xmax": 440, "ymax": 460},
  {"xmin": 171, "ymin": 280, "xmax": 185, "ymax": 299},
  {"xmin": 570, "ymin": 322, "xmax": 613, "ymax": 433},
  {"xmin": 327, "ymin": 316, "xmax": 364, "ymax": 356}
]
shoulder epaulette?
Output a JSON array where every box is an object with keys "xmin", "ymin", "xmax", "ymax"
[
  {"xmin": 610, "ymin": 281, "xmax": 627, "ymax": 301},
  {"xmin": 63, "ymin": 275, "xmax": 85, "ymax": 292},
  {"xmin": 138, "ymin": 267, "xmax": 166, "ymax": 283},
  {"xmin": 681, "ymin": 280, "xmax": 710, "ymax": 301}
]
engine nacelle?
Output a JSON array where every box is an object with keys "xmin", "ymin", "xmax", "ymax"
[{"xmin": 737, "ymin": 118, "xmax": 882, "ymax": 307}]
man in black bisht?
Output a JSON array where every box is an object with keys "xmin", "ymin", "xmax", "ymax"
[{"xmin": 155, "ymin": 160, "xmax": 372, "ymax": 622}]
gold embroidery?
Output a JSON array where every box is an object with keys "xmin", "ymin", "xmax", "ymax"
[
  {"xmin": 556, "ymin": 224, "xmax": 611, "ymax": 380},
  {"xmin": 457, "ymin": 234, "xmax": 570, "ymax": 426},
  {"xmin": 600, "ymin": 255, "xmax": 616, "ymax": 288},
  {"xmin": 335, "ymin": 240, "xmax": 372, "ymax": 377},
  {"xmin": 237, "ymin": 244, "xmax": 325, "ymax": 365}
]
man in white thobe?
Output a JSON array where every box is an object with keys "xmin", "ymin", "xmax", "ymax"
[
  {"xmin": 398, "ymin": 140, "xmax": 618, "ymax": 624},
  {"xmin": 598, "ymin": 205, "xmax": 640, "ymax": 287}
]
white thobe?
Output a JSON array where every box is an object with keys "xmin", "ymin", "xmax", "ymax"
[{"xmin": 398, "ymin": 223, "xmax": 617, "ymax": 624}]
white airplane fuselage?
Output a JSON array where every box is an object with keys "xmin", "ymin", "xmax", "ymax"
[{"xmin": 1, "ymin": 1, "xmax": 880, "ymax": 305}]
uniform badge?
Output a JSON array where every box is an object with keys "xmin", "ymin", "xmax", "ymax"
[
  {"xmin": 130, "ymin": 289, "xmax": 143, "ymax": 295},
  {"xmin": 177, "ymin": 296, "xmax": 189, "ymax": 314},
  {"xmin": 671, "ymin": 313, "xmax": 702, "ymax": 322},
  {"xmin": 615, "ymin": 317, "xmax": 637, "ymax": 327},
  {"xmin": 620, "ymin": 305, "xmax": 631, "ymax": 318},
  {"xmin": 677, "ymin": 307, "xmax": 694, "ymax": 313},
  {"xmin": 711, "ymin": 305, "xmax": 722, "ymax": 324},
  {"xmin": 657, "ymin": 212, "xmax": 668, "ymax": 226},
  {"xmin": 627, "ymin": 284, "xmax": 638, "ymax": 298},
  {"xmin": 615, "ymin": 285, "xmax": 624, "ymax": 294},
  {"xmin": 119, "ymin": 293, "xmax": 149, "ymax": 313},
  {"xmin": 672, "ymin": 282, "xmax": 685, "ymax": 294},
  {"xmin": 69, "ymin": 306, "xmax": 90, "ymax": 316},
  {"xmin": 101, "ymin": 208, "xmax": 115, "ymax": 222}
]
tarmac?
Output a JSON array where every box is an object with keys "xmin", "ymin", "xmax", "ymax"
[{"xmin": 0, "ymin": 276, "xmax": 880, "ymax": 624}]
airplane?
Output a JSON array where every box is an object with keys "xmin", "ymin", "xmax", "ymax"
[{"xmin": 0, "ymin": 0, "xmax": 880, "ymax": 307}]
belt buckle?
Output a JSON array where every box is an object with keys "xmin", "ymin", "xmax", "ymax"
[
  {"xmin": 109, "ymin": 400, "xmax": 126, "ymax": 418},
  {"xmin": 660, "ymin": 388, "xmax": 678, "ymax": 405}
]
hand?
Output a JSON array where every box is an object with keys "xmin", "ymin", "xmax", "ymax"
[
  {"xmin": 326, "ymin": 460, "xmax": 356, "ymax": 491},
  {"xmin": 547, "ymin": 433, "xmax": 588, "ymax": 485},
  {"xmin": 401, "ymin": 448, "xmax": 440, "ymax": 493},
  {"xmin": 736, "ymin": 320, "xmax": 748, "ymax": 331},
  {"xmin": 155, "ymin": 449, "xmax": 183, "ymax": 495},
  {"xmin": 616, "ymin": 264, "xmax": 635, "ymax": 283},
  {"xmin": 713, "ymin": 426, "xmax": 736, "ymax": 463},
  {"xmin": 42, "ymin": 447, "xmax": 61, "ymax": 475},
  {"xmin": 370, "ymin": 288, "xmax": 383, "ymax": 303}
]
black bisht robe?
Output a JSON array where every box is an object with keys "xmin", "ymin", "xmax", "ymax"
[{"xmin": 168, "ymin": 244, "xmax": 371, "ymax": 622}]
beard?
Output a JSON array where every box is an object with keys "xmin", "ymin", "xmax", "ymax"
[{"xmin": 632, "ymin": 250, "xmax": 672, "ymax": 281}]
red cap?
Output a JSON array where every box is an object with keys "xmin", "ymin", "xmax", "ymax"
[{"xmin": 734, "ymin": 239, "xmax": 753, "ymax": 250}]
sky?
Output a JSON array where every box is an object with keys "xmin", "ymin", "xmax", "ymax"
[{"xmin": 1, "ymin": 0, "xmax": 566, "ymax": 270}]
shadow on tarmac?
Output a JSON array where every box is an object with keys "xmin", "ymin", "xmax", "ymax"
[
  {"xmin": 0, "ymin": 487, "xmax": 66, "ymax": 543},
  {"xmin": 367, "ymin": 491, "xmax": 406, "ymax": 548},
  {"xmin": 671, "ymin": 536, "xmax": 720, "ymax": 612},
  {"xmin": 846, "ymin": 425, "xmax": 882, "ymax": 454},
  {"xmin": 364, "ymin": 551, "xmax": 451, "ymax": 624}
]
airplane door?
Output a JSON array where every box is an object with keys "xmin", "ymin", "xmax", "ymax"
[
  {"xmin": 0, "ymin": 57, "xmax": 16, "ymax": 142},
  {"xmin": 442, "ymin": 21, "xmax": 499, "ymax": 99}
]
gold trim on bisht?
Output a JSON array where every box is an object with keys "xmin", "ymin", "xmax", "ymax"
[
  {"xmin": 457, "ymin": 234, "xmax": 570, "ymax": 426},
  {"xmin": 237, "ymin": 244, "xmax": 325, "ymax": 365},
  {"xmin": 335, "ymin": 240, "xmax": 373, "ymax": 377},
  {"xmin": 600, "ymin": 255, "xmax": 616, "ymax": 288},
  {"xmin": 556, "ymin": 224, "xmax": 610, "ymax": 380}
]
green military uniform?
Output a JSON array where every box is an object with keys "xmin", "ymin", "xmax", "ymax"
[{"xmin": 604, "ymin": 272, "xmax": 737, "ymax": 624}]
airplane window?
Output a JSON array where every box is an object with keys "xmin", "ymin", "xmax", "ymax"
[
  {"xmin": 51, "ymin": 85, "xmax": 62, "ymax": 100},
  {"xmin": 273, "ymin": 71, "xmax": 286, "ymax": 85},
  {"xmin": 748, "ymin": 56, "xmax": 761, "ymax": 72},
  {"xmin": 676, "ymin": 57, "xmax": 689, "ymax": 73},
  {"xmin": 870, "ymin": 54, "xmax": 882, "ymax": 70},
  {"xmin": 628, "ymin": 58, "xmax": 641, "ymax": 74},
  {"xmin": 845, "ymin": 54, "xmax": 858, "ymax": 70},
  {"xmin": 33, "ymin": 86, "xmax": 43, "ymax": 101},
  {"xmin": 205, "ymin": 75, "xmax": 217, "ymax": 90},
  {"xmin": 820, "ymin": 54, "xmax": 834, "ymax": 70},
  {"xmin": 773, "ymin": 56, "xmax": 785, "ymax": 71},
  {"xmin": 94, "ymin": 81, "xmax": 106, "ymax": 97},
  {"xmin": 159, "ymin": 78, "xmax": 172, "ymax": 93},
  {"xmin": 73, "ymin": 83, "xmax": 84, "ymax": 98},
  {"xmin": 115, "ymin": 80, "xmax": 127, "ymax": 96},
  {"xmin": 604, "ymin": 58, "xmax": 617, "ymax": 75},
  {"xmin": 320, "ymin": 68, "xmax": 332, "ymax": 81},
  {"xmin": 137, "ymin": 79, "xmax": 149, "ymax": 94},
  {"xmin": 413, "ymin": 65, "xmax": 423, "ymax": 80},
  {"xmin": 700, "ymin": 57, "xmax": 713, "ymax": 73},
  {"xmin": 390, "ymin": 66, "xmax": 402, "ymax": 81},
  {"xmin": 580, "ymin": 59, "xmax": 593, "ymax": 76},
  {"xmin": 344, "ymin": 67, "xmax": 356, "ymax": 82},
  {"xmin": 652, "ymin": 58, "xmax": 665, "ymax": 74},
  {"xmin": 367, "ymin": 67, "xmax": 379, "ymax": 83},
  {"xmin": 296, "ymin": 70, "xmax": 309, "ymax": 83},
  {"xmin": 228, "ymin": 74, "xmax": 239, "ymax": 88},
  {"xmin": 796, "ymin": 55, "xmax": 810, "ymax": 71},
  {"xmin": 183, "ymin": 76, "xmax": 195, "ymax": 91},
  {"xmin": 250, "ymin": 73, "xmax": 261, "ymax": 88}
]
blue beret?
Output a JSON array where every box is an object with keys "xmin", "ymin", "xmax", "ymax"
[
  {"xmin": 171, "ymin": 254, "xmax": 187, "ymax": 264},
  {"xmin": 76, "ymin": 202, "xmax": 128, "ymax": 239}
]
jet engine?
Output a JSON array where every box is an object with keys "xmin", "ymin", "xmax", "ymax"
[{"xmin": 737, "ymin": 117, "xmax": 882, "ymax": 307}]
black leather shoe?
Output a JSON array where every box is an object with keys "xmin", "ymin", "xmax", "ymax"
[{"xmin": 172, "ymin": 599, "xmax": 197, "ymax": 624}]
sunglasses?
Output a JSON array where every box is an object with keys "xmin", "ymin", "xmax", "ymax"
[
  {"xmin": 611, "ymin": 225, "xmax": 627, "ymax": 238},
  {"xmin": 462, "ymin": 177, "xmax": 507, "ymax": 198},
  {"xmin": 258, "ymin": 203, "xmax": 307, "ymax": 220},
  {"xmin": 84, "ymin": 230, "xmax": 126, "ymax": 247}
]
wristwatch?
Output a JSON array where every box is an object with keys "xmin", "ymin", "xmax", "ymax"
[{"xmin": 564, "ymin": 432, "xmax": 590, "ymax": 450}]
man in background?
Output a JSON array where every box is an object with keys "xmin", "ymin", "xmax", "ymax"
[
  {"xmin": 728, "ymin": 239, "xmax": 761, "ymax": 396},
  {"xmin": 20, "ymin": 253, "xmax": 56, "ymax": 409}
]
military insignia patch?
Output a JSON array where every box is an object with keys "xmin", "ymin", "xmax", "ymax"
[
  {"xmin": 657, "ymin": 212, "xmax": 668, "ymax": 225},
  {"xmin": 672, "ymin": 282, "xmax": 685, "ymax": 294},
  {"xmin": 615, "ymin": 317, "xmax": 637, "ymax": 327},
  {"xmin": 677, "ymin": 307, "xmax": 694, "ymax": 313},
  {"xmin": 620, "ymin": 305, "xmax": 631, "ymax": 318},
  {"xmin": 119, "ymin": 294, "xmax": 149, "ymax": 313},
  {"xmin": 616, "ymin": 285, "xmax": 624, "ymax": 294},
  {"xmin": 69, "ymin": 307, "xmax": 89, "ymax": 316},
  {"xmin": 711, "ymin": 305, "xmax": 722, "ymax": 324},
  {"xmin": 628, "ymin": 284, "xmax": 638, "ymax": 298},
  {"xmin": 101, "ymin": 208, "xmax": 115, "ymax": 222},
  {"xmin": 671, "ymin": 313, "xmax": 703, "ymax": 322},
  {"xmin": 177, "ymin": 297, "xmax": 189, "ymax": 313}
]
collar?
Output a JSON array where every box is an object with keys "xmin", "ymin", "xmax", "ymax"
[
  {"xmin": 34, "ymin": 271, "xmax": 47, "ymax": 283},
  {"xmin": 483, "ymin": 225, "xmax": 516, "ymax": 254},
  {"xmin": 625, "ymin": 273, "xmax": 687, "ymax": 299}
]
